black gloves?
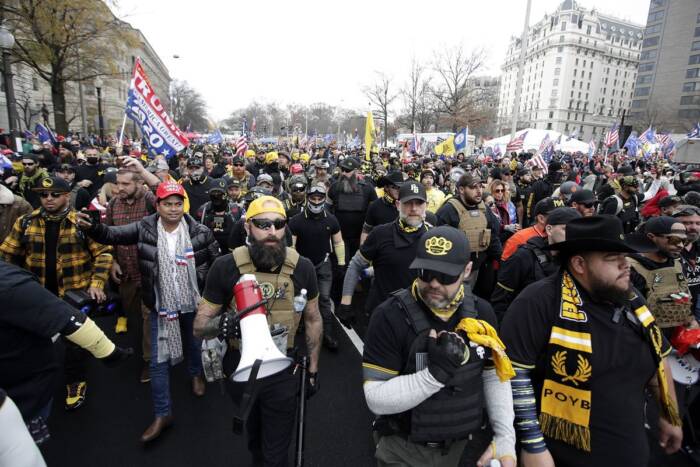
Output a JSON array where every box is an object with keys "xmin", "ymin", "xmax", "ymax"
[
  {"xmin": 336, "ymin": 304, "xmax": 355, "ymax": 329},
  {"xmin": 306, "ymin": 371, "xmax": 319, "ymax": 399},
  {"xmin": 218, "ymin": 311, "xmax": 241, "ymax": 338},
  {"xmin": 427, "ymin": 331, "xmax": 468, "ymax": 384},
  {"xmin": 102, "ymin": 346, "xmax": 133, "ymax": 367}
]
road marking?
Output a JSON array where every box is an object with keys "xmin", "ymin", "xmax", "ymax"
[{"xmin": 331, "ymin": 302, "xmax": 364, "ymax": 355}]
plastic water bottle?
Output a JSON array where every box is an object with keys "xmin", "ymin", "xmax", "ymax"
[{"xmin": 293, "ymin": 289, "xmax": 308, "ymax": 313}]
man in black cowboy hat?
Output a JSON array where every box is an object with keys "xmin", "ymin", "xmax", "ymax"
[
  {"xmin": 501, "ymin": 215, "xmax": 682, "ymax": 466},
  {"xmin": 361, "ymin": 170, "xmax": 404, "ymax": 243}
]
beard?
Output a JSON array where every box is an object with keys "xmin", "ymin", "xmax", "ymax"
[
  {"xmin": 587, "ymin": 271, "xmax": 631, "ymax": 305},
  {"xmin": 399, "ymin": 211, "xmax": 424, "ymax": 227},
  {"xmin": 339, "ymin": 173, "xmax": 358, "ymax": 194},
  {"xmin": 249, "ymin": 234, "xmax": 286, "ymax": 271}
]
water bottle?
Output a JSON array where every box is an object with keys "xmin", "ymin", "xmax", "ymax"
[{"xmin": 293, "ymin": 289, "xmax": 308, "ymax": 313}]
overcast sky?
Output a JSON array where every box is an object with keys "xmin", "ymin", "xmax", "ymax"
[{"xmin": 114, "ymin": 0, "xmax": 650, "ymax": 121}]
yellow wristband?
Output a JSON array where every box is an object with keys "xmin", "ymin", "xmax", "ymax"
[
  {"xmin": 65, "ymin": 317, "xmax": 116, "ymax": 359},
  {"xmin": 334, "ymin": 241, "xmax": 346, "ymax": 266}
]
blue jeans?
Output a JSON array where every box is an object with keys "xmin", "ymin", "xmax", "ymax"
[{"xmin": 149, "ymin": 311, "xmax": 202, "ymax": 417}]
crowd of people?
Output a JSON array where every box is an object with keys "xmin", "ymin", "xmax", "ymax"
[{"xmin": 2, "ymin": 132, "xmax": 700, "ymax": 467}]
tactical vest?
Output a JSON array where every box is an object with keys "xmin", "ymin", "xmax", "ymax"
[
  {"xmin": 522, "ymin": 243, "xmax": 555, "ymax": 281},
  {"xmin": 336, "ymin": 184, "xmax": 367, "ymax": 212},
  {"xmin": 232, "ymin": 246, "xmax": 300, "ymax": 349},
  {"xmin": 628, "ymin": 257, "xmax": 692, "ymax": 328},
  {"xmin": 389, "ymin": 288, "xmax": 486, "ymax": 443},
  {"xmin": 446, "ymin": 198, "xmax": 491, "ymax": 253}
]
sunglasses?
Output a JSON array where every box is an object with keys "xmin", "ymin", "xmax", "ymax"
[
  {"xmin": 22, "ymin": 162, "xmax": 36, "ymax": 166},
  {"xmin": 250, "ymin": 218, "xmax": 287, "ymax": 230},
  {"xmin": 581, "ymin": 202, "xmax": 597, "ymax": 208},
  {"xmin": 493, "ymin": 188, "xmax": 504, "ymax": 193},
  {"xmin": 232, "ymin": 163, "xmax": 245, "ymax": 167},
  {"xmin": 418, "ymin": 269, "xmax": 461, "ymax": 285},
  {"xmin": 341, "ymin": 167, "xmax": 353, "ymax": 173},
  {"xmin": 660, "ymin": 235, "xmax": 687, "ymax": 246},
  {"xmin": 39, "ymin": 192, "xmax": 64, "ymax": 199}
]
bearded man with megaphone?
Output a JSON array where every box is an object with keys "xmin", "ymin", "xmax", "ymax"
[{"xmin": 195, "ymin": 195, "xmax": 322, "ymax": 467}]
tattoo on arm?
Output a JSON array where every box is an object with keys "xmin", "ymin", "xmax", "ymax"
[
  {"xmin": 304, "ymin": 298, "xmax": 322, "ymax": 372},
  {"xmin": 194, "ymin": 299, "xmax": 223, "ymax": 338}
]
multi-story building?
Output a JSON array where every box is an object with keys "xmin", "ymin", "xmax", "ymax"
[
  {"xmin": 469, "ymin": 76, "xmax": 501, "ymax": 138},
  {"xmin": 630, "ymin": 0, "xmax": 700, "ymax": 132},
  {"xmin": 497, "ymin": 0, "xmax": 643, "ymax": 142},
  {"xmin": 0, "ymin": 18, "xmax": 170, "ymax": 138}
]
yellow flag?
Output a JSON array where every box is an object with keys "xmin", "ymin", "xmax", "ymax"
[
  {"xmin": 365, "ymin": 111, "xmax": 375, "ymax": 161},
  {"xmin": 434, "ymin": 135, "xmax": 455, "ymax": 156}
]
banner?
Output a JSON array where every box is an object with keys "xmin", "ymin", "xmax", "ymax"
[{"xmin": 125, "ymin": 58, "xmax": 189, "ymax": 158}]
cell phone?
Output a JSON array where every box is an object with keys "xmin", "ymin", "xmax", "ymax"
[{"xmin": 82, "ymin": 209, "xmax": 101, "ymax": 225}]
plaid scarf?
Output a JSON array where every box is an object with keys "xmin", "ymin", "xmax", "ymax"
[
  {"xmin": 540, "ymin": 271, "xmax": 680, "ymax": 453},
  {"xmin": 155, "ymin": 218, "xmax": 200, "ymax": 365}
]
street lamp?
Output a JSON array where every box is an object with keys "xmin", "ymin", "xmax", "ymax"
[
  {"xmin": 94, "ymin": 76, "xmax": 104, "ymax": 142},
  {"xmin": 0, "ymin": 24, "xmax": 19, "ymax": 150}
]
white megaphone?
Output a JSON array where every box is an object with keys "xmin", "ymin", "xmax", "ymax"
[{"xmin": 232, "ymin": 274, "xmax": 292, "ymax": 382}]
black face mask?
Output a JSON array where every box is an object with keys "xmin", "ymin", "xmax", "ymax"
[
  {"xmin": 87, "ymin": 156, "xmax": 99, "ymax": 164},
  {"xmin": 210, "ymin": 193, "xmax": 226, "ymax": 207}
]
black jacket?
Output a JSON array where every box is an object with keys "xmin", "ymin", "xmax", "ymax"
[{"xmin": 88, "ymin": 214, "xmax": 220, "ymax": 309}]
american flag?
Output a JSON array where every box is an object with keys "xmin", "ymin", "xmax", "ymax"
[
  {"xmin": 688, "ymin": 123, "xmax": 700, "ymax": 138},
  {"xmin": 235, "ymin": 134, "xmax": 248, "ymax": 156},
  {"xmin": 506, "ymin": 131, "xmax": 528, "ymax": 153},
  {"xmin": 639, "ymin": 126, "xmax": 656, "ymax": 145},
  {"xmin": 530, "ymin": 153, "xmax": 548, "ymax": 174},
  {"xmin": 588, "ymin": 139, "xmax": 596, "ymax": 160},
  {"xmin": 656, "ymin": 132, "xmax": 671, "ymax": 146},
  {"xmin": 604, "ymin": 124, "xmax": 619, "ymax": 147},
  {"xmin": 538, "ymin": 134, "xmax": 551, "ymax": 154}
]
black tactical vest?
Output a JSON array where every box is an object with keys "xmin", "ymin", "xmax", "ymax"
[
  {"xmin": 336, "ymin": 183, "xmax": 367, "ymax": 212},
  {"xmin": 390, "ymin": 288, "xmax": 487, "ymax": 443}
]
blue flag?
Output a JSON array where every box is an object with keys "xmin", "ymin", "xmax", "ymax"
[
  {"xmin": 35, "ymin": 123, "xmax": 56, "ymax": 144},
  {"xmin": 623, "ymin": 133, "xmax": 639, "ymax": 156},
  {"xmin": 207, "ymin": 129, "xmax": 223, "ymax": 144},
  {"xmin": 454, "ymin": 127, "xmax": 468, "ymax": 152},
  {"xmin": 688, "ymin": 123, "xmax": 700, "ymax": 138}
]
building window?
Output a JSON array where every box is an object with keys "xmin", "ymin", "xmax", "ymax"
[
  {"xmin": 555, "ymin": 67, "xmax": 561, "ymax": 75},
  {"xmin": 691, "ymin": 54, "xmax": 700, "ymax": 65},
  {"xmin": 680, "ymin": 109, "xmax": 700, "ymax": 118},
  {"xmin": 547, "ymin": 123, "xmax": 553, "ymax": 130},
  {"xmin": 645, "ymin": 24, "xmax": 662, "ymax": 35},
  {"xmin": 587, "ymin": 25, "xmax": 592, "ymax": 35},
  {"xmin": 637, "ymin": 75, "xmax": 653, "ymax": 84},
  {"xmin": 687, "ymin": 68, "xmax": 700, "ymax": 78},
  {"xmin": 632, "ymin": 99, "xmax": 647, "ymax": 108},
  {"xmin": 696, "ymin": 27, "xmax": 700, "ymax": 37},
  {"xmin": 560, "ymin": 35, "xmax": 565, "ymax": 43},
  {"xmin": 561, "ymin": 22, "xmax": 567, "ymax": 31},
  {"xmin": 680, "ymin": 96, "xmax": 700, "ymax": 105},
  {"xmin": 572, "ymin": 80, "xmax": 576, "ymax": 87},
  {"xmin": 639, "ymin": 62, "xmax": 654, "ymax": 72},
  {"xmin": 573, "ymin": 69, "xmax": 577, "ymax": 77},
  {"xmin": 553, "ymin": 79, "xmax": 559, "ymax": 86},
  {"xmin": 643, "ymin": 37, "xmax": 660, "ymax": 48},
  {"xmin": 634, "ymin": 87, "xmax": 651, "ymax": 96},
  {"xmin": 556, "ymin": 56, "xmax": 562, "ymax": 64},
  {"xmin": 589, "ymin": 72, "xmax": 592, "ymax": 79},
  {"xmin": 683, "ymin": 82, "xmax": 697, "ymax": 92},
  {"xmin": 549, "ymin": 111, "xmax": 554, "ymax": 118},
  {"xmin": 648, "ymin": 11, "xmax": 664, "ymax": 23},
  {"xmin": 640, "ymin": 50, "xmax": 658, "ymax": 61},
  {"xmin": 32, "ymin": 77, "xmax": 38, "ymax": 91},
  {"xmin": 558, "ymin": 46, "xmax": 563, "ymax": 52}
]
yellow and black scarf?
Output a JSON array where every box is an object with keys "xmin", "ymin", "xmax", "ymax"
[{"xmin": 540, "ymin": 271, "xmax": 680, "ymax": 452}]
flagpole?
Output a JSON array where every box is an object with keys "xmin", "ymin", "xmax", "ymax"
[{"xmin": 117, "ymin": 113, "xmax": 127, "ymax": 151}]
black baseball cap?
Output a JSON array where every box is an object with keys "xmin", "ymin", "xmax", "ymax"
[
  {"xmin": 409, "ymin": 226, "xmax": 470, "ymax": 276},
  {"xmin": 570, "ymin": 189, "xmax": 596, "ymax": 204},
  {"xmin": 643, "ymin": 216, "xmax": 686, "ymax": 236},
  {"xmin": 546, "ymin": 207, "xmax": 581, "ymax": 226},
  {"xmin": 227, "ymin": 178, "xmax": 242, "ymax": 188},
  {"xmin": 208, "ymin": 179, "xmax": 227, "ymax": 193},
  {"xmin": 32, "ymin": 176, "xmax": 70, "ymax": 193},
  {"xmin": 534, "ymin": 197, "xmax": 565, "ymax": 217},
  {"xmin": 339, "ymin": 157, "xmax": 360, "ymax": 171},
  {"xmin": 55, "ymin": 163, "xmax": 76, "ymax": 173},
  {"xmin": 399, "ymin": 181, "xmax": 427, "ymax": 203}
]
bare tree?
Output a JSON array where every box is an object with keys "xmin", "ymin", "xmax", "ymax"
[
  {"xmin": 432, "ymin": 46, "xmax": 487, "ymax": 132},
  {"xmin": 399, "ymin": 58, "xmax": 431, "ymax": 133},
  {"xmin": 169, "ymin": 80, "xmax": 208, "ymax": 131},
  {"xmin": 363, "ymin": 72, "xmax": 398, "ymax": 146}
]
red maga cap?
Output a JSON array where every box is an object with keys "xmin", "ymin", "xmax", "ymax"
[{"xmin": 155, "ymin": 181, "xmax": 185, "ymax": 200}]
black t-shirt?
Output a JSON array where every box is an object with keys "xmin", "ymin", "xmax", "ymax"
[
  {"xmin": 183, "ymin": 177, "xmax": 219, "ymax": 216},
  {"xmin": 681, "ymin": 242, "xmax": 700, "ymax": 310},
  {"xmin": 363, "ymin": 292, "xmax": 497, "ymax": 377},
  {"xmin": 0, "ymin": 262, "xmax": 73, "ymax": 418},
  {"xmin": 75, "ymin": 163, "xmax": 107, "ymax": 198},
  {"xmin": 202, "ymin": 250, "xmax": 319, "ymax": 310},
  {"xmin": 500, "ymin": 272, "xmax": 671, "ymax": 467},
  {"xmin": 364, "ymin": 198, "xmax": 397, "ymax": 231},
  {"xmin": 288, "ymin": 210, "xmax": 340, "ymax": 265},
  {"xmin": 359, "ymin": 222, "xmax": 431, "ymax": 313}
]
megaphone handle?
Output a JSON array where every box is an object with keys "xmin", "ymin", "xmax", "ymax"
[
  {"xmin": 234, "ymin": 299, "xmax": 269, "ymax": 321},
  {"xmin": 232, "ymin": 359, "xmax": 263, "ymax": 435}
]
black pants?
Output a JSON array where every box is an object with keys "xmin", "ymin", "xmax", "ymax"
[
  {"xmin": 64, "ymin": 339, "xmax": 87, "ymax": 385},
  {"xmin": 228, "ymin": 355, "xmax": 299, "ymax": 467},
  {"xmin": 315, "ymin": 260, "xmax": 333, "ymax": 334}
]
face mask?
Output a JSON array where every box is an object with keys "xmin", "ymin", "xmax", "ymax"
[
  {"xmin": 87, "ymin": 156, "xmax": 99, "ymax": 164},
  {"xmin": 307, "ymin": 200, "xmax": 325, "ymax": 214},
  {"xmin": 190, "ymin": 168, "xmax": 204, "ymax": 181},
  {"xmin": 210, "ymin": 193, "xmax": 226, "ymax": 206}
]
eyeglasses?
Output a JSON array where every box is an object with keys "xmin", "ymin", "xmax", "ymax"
[
  {"xmin": 341, "ymin": 167, "xmax": 353, "ymax": 173},
  {"xmin": 39, "ymin": 192, "xmax": 64, "ymax": 199},
  {"xmin": 493, "ymin": 188, "xmax": 504, "ymax": 193},
  {"xmin": 659, "ymin": 235, "xmax": 687, "ymax": 246},
  {"xmin": 418, "ymin": 269, "xmax": 461, "ymax": 285},
  {"xmin": 250, "ymin": 218, "xmax": 287, "ymax": 230},
  {"xmin": 22, "ymin": 162, "xmax": 36, "ymax": 166}
]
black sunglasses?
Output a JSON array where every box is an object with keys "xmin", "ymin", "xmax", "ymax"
[
  {"xmin": 419, "ymin": 269, "xmax": 461, "ymax": 285},
  {"xmin": 341, "ymin": 167, "xmax": 353, "ymax": 173},
  {"xmin": 250, "ymin": 218, "xmax": 287, "ymax": 230},
  {"xmin": 22, "ymin": 162, "xmax": 36, "ymax": 166},
  {"xmin": 232, "ymin": 163, "xmax": 245, "ymax": 167},
  {"xmin": 582, "ymin": 202, "xmax": 597, "ymax": 208},
  {"xmin": 39, "ymin": 192, "xmax": 64, "ymax": 198}
]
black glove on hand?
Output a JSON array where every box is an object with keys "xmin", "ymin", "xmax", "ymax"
[
  {"xmin": 218, "ymin": 311, "xmax": 240, "ymax": 338},
  {"xmin": 336, "ymin": 304, "xmax": 355, "ymax": 329},
  {"xmin": 306, "ymin": 372, "xmax": 319, "ymax": 399},
  {"xmin": 102, "ymin": 346, "xmax": 133, "ymax": 367},
  {"xmin": 427, "ymin": 331, "xmax": 467, "ymax": 384}
]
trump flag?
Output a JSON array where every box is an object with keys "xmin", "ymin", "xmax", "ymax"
[{"xmin": 125, "ymin": 58, "xmax": 189, "ymax": 158}]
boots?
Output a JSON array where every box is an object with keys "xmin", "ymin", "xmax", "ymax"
[{"xmin": 140, "ymin": 415, "xmax": 173, "ymax": 442}]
